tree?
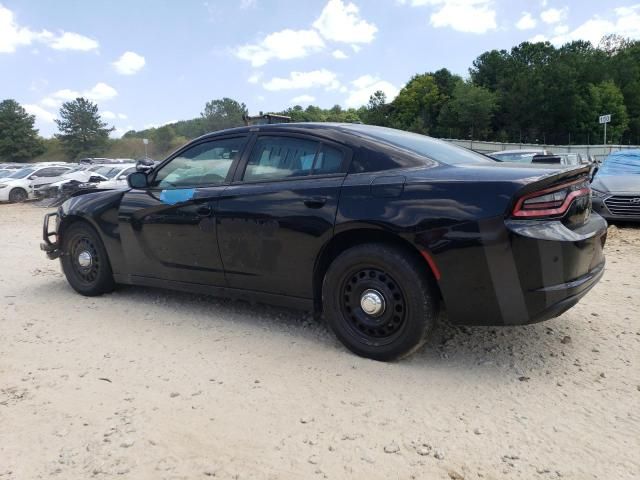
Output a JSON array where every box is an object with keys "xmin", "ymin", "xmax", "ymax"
[
  {"xmin": 55, "ymin": 97, "xmax": 113, "ymax": 159},
  {"xmin": 201, "ymin": 97, "xmax": 248, "ymax": 133},
  {"xmin": 152, "ymin": 125, "xmax": 176, "ymax": 156},
  {"xmin": 0, "ymin": 99, "xmax": 44, "ymax": 162},
  {"xmin": 361, "ymin": 90, "xmax": 390, "ymax": 126},
  {"xmin": 389, "ymin": 73, "xmax": 444, "ymax": 134},
  {"xmin": 440, "ymin": 82, "xmax": 497, "ymax": 139},
  {"xmin": 581, "ymin": 81, "xmax": 629, "ymax": 144}
]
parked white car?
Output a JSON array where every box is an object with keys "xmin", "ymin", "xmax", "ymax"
[
  {"xmin": 0, "ymin": 165, "xmax": 73, "ymax": 203},
  {"xmin": 91, "ymin": 164, "xmax": 137, "ymax": 189}
]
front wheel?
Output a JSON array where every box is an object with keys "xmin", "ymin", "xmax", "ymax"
[
  {"xmin": 60, "ymin": 222, "xmax": 115, "ymax": 296},
  {"xmin": 8, "ymin": 188, "xmax": 28, "ymax": 203},
  {"xmin": 322, "ymin": 243, "xmax": 439, "ymax": 361}
]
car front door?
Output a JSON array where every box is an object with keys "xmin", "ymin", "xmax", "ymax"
[
  {"xmin": 118, "ymin": 135, "xmax": 247, "ymax": 286},
  {"xmin": 216, "ymin": 133, "xmax": 350, "ymax": 298}
]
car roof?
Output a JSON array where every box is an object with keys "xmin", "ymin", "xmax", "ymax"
[
  {"xmin": 492, "ymin": 149, "xmax": 546, "ymax": 155},
  {"xmin": 193, "ymin": 122, "xmax": 407, "ymax": 145}
]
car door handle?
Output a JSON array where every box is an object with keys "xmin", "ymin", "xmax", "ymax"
[
  {"xmin": 196, "ymin": 205, "xmax": 213, "ymax": 216},
  {"xmin": 303, "ymin": 197, "xmax": 327, "ymax": 209}
]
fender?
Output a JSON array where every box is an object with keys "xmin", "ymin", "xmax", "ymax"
[{"xmin": 58, "ymin": 190, "xmax": 128, "ymax": 275}]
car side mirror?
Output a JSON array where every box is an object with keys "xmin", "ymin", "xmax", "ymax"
[
  {"xmin": 28, "ymin": 175, "xmax": 36, "ymax": 180},
  {"xmin": 127, "ymin": 172, "xmax": 148, "ymax": 189}
]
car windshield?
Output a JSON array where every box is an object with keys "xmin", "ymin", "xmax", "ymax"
[
  {"xmin": 0, "ymin": 170, "xmax": 11, "ymax": 178},
  {"xmin": 491, "ymin": 152, "xmax": 539, "ymax": 163},
  {"xmin": 7, "ymin": 168, "xmax": 35, "ymax": 179},
  {"xmin": 340, "ymin": 124, "xmax": 492, "ymax": 165},
  {"xmin": 598, "ymin": 152, "xmax": 640, "ymax": 176},
  {"xmin": 93, "ymin": 166, "xmax": 121, "ymax": 179}
]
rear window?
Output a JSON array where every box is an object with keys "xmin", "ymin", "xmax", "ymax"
[{"xmin": 341, "ymin": 124, "xmax": 492, "ymax": 166}]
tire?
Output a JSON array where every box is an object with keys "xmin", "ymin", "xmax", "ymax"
[
  {"xmin": 8, "ymin": 188, "xmax": 28, "ymax": 203},
  {"xmin": 322, "ymin": 243, "xmax": 439, "ymax": 361},
  {"xmin": 60, "ymin": 222, "xmax": 115, "ymax": 296}
]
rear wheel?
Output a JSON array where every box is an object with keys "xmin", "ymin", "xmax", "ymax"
[
  {"xmin": 8, "ymin": 188, "xmax": 28, "ymax": 203},
  {"xmin": 60, "ymin": 222, "xmax": 115, "ymax": 296},
  {"xmin": 322, "ymin": 243, "xmax": 439, "ymax": 361}
]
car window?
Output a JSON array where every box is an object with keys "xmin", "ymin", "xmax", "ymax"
[
  {"xmin": 34, "ymin": 167, "xmax": 65, "ymax": 177},
  {"xmin": 243, "ymin": 136, "xmax": 344, "ymax": 182},
  {"xmin": 119, "ymin": 167, "xmax": 136, "ymax": 178},
  {"xmin": 153, "ymin": 137, "xmax": 245, "ymax": 188},
  {"xmin": 7, "ymin": 168, "xmax": 34, "ymax": 179}
]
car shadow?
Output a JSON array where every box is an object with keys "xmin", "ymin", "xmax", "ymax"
[{"xmin": 33, "ymin": 279, "xmax": 580, "ymax": 378}]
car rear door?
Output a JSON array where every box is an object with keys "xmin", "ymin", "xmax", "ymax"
[
  {"xmin": 118, "ymin": 135, "xmax": 248, "ymax": 286},
  {"xmin": 30, "ymin": 167, "xmax": 72, "ymax": 191},
  {"xmin": 216, "ymin": 133, "xmax": 350, "ymax": 298}
]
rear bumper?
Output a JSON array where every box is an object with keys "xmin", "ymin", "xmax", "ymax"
[{"xmin": 440, "ymin": 212, "xmax": 607, "ymax": 326}]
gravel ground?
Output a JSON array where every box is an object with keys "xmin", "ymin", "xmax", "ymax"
[{"xmin": 0, "ymin": 203, "xmax": 639, "ymax": 480}]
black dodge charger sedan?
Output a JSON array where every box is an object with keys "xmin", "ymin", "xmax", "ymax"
[{"xmin": 42, "ymin": 124, "xmax": 607, "ymax": 360}]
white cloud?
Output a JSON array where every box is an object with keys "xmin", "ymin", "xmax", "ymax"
[
  {"xmin": 529, "ymin": 34, "xmax": 548, "ymax": 43},
  {"xmin": 49, "ymin": 31, "xmax": 98, "ymax": 51},
  {"xmin": 0, "ymin": 5, "xmax": 98, "ymax": 53},
  {"xmin": 430, "ymin": 0, "xmax": 496, "ymax": 33},
  {"xmin": 118, "ymin": 113, "xmax": 128, "ymax": 120},
  {"xmin": 23, "ymin": 104, "xmax": 56, "ymax": 123},
  {"xmin": 332, "ymin": 49, "xmax": 348, "ymax": 59},
  {"xmin": 291, "ymin": 94, "xmax": 316, "ymax": 104},
  {"xmin": 313, "ymin": 0, "xmax": 377, "ymax": 44},
  {"xmin": 85, "ymin": 82, "xmax": 118, "ymax": 102},
  {"xmin": 102, "ymin": 110, "xmax": 117, "ymax": 119},
  {"xmin": 398, "ymin": 0, "xmax": 497, "ymax": 34},
  {"xmin": 540, "ymin": 7, "xmax": 567, "ymax": 24},
  {"xmin": 344, "ymin": 75, "xmax": 399, "ymax": 108},
  {"xmin": 240, "ymin": 0, "xmax": 256, "ymax": 8},
  {"xmin": 547, "ymin": 6, "xmax": 640, "ymax": 46},
  {"xmin": 235, "ymin": 29, "xmax": 325, "ymax": 67},
  {"xmin": 516, "ymin": 12, "xmax": 536, "ymax": 30},
  {"xmin": 40, "ymin": 82, "xmax": 118, "ymax": 110},
  {"xmin": 248, "ymin": 71, "xmax": 263, "ymax": 84},
  {"xmin": 263, "ymin": 69, "xmax": 340, "ymax": 91},
  {"xmin": 113, "ymin": 51, "xmax": 146, "ymax": 75}
]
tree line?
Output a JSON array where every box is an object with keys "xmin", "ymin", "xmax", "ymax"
[{"xmin": 1, "ymin": 35, "xmax": 639, "ymax": 163}]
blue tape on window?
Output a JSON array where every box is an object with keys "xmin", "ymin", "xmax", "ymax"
[{"xmin": 159, "ymin": 188, "xmax": 195, "ymax": 205}]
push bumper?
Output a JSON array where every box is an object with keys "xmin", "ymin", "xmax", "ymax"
[{"xmin": 40, "ymin": 211, "xmax": 62, "ymax": 259}]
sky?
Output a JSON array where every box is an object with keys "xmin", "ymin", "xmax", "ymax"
[{"xmin": 2, "ymin": 0, "xmax": 640, "ymax": 138}]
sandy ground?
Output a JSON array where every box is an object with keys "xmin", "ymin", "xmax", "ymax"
[{"xmin": 0, "ymin": 203, "xmax": 638, "ymax": 480}]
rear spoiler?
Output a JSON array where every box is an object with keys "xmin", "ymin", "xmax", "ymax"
[{"xmin": 516, "ymin": 165, "xmax": 591, "ymax": 198}]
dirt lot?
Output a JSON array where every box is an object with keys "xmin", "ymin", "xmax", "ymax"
[{"xmin": 0, "ymin": 203, "xmax": 638, "ymax": 480}]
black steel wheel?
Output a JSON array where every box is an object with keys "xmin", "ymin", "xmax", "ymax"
[
  {"xmin": 340, "ymin": 268, "xmax": 407, "ymax": 345},
  {"xmin": 323, "ymin": 243, "xmax": 439, "ymax": 361},
  {"xmin": 60, "ymin": 222, "xmax": 115, "ymax": 296},
  {"xmin": 8, "ymin": 188, "xmax": 28, "ymax": 203}
]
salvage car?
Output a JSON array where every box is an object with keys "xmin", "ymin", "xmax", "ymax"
[
  {"xmin": 490, "ymin": 149, "xmax": 550, "ymax": 162},
  {"xmin": 0, "ymin": 165, "xmax": 72, "ymax": 203},
  {"xmin": 41, "ymin": 124, "xmax": 606, "ymax": 360},
  {"xmin": 591, "ymin": 149, "xmax": 640, "ymax": 222}
]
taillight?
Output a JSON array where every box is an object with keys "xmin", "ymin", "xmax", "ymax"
[{"xmin": 512, "ymin": 178, "xmax": 591, "ymax": 218}]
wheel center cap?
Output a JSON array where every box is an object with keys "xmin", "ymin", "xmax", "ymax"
[
  {"xmin": 77, "ymin": 250, "xmax": 93, "ymax": 268},
  {"xmin": 360, "ymin": 289, "xmax": 385, "ymax": 317}
]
